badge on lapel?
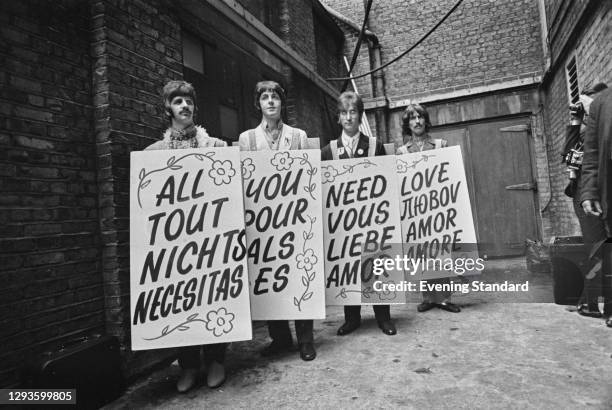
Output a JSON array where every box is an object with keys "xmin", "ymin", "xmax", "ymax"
[
  {"xmin": 357, "ymin": 148, "xmax": 364, "ymax": 156},
  {"xmin": 338, "ymin": 147, "xmax": 345, "ymax": 156}
]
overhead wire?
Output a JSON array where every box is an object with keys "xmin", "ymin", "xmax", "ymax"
[
  {"xmin": 341, "ymin": 0, "xmax": 374, "ymax": 92},
  {"xmin": 327, "ymin": 0, "xmax": 464, "ymax": 82}
]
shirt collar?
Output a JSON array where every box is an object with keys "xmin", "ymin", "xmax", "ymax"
[
  {"xmin": 261, "ymin": 118, "xmax": 283, "ymax": 132},
  {"xmin": 406, "ymin": 134, "xmax": 433, "ymax": 146},
  {"xmin": 341, "ymin": 130, "xmax": 360, "ymax": 147}
]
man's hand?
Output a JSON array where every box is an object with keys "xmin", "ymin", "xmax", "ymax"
[
  {"xmin": 569, "ymin": 103, "xmax": 585, "ymax": 125},
  {"xmin": 582, "ymin": 199, "xmax": 603, "ymax": 217}
]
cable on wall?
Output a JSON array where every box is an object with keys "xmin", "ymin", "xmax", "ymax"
[{"xmin": 327, "ymin": 0, "xmax": 464, "ymax": 82}]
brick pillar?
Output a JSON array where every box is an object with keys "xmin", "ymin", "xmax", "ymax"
[{"xmin": 89, "ymin": 0, "xmax": 182, "ymax": 379}]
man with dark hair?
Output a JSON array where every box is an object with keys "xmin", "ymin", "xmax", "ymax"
[
  {"xmin": 146, "ymin": 80, "xmax": 228, "ymax": 392},
  {"xmin": 321, "ymin": 91, "xmax": 397, "ymax": 337},
  {"xmin": 397, "ymin": 103, "xmax": 460, "ymax": 314},
  {"xmin": 397, "ymin": 103, "xmax": 446, "ymax": 154},
  {"xmin": 146, "ymin": 80, "xmax": 227, "ymax": 151},
  {"xmin": 238, "ymin": 80, "xmax": 316, "ymax": 361},
  {"xmin": 580, "ymin": 85, "xmax": 612, "ymax": 328}
]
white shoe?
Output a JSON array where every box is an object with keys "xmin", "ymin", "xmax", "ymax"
[
  {"xmin": 207, "ymin": 361, "xmax": 226, "ymax": 388},
  {"xmin": 176, "ymin": 368, "xmax": 198, "ymax": 393}
]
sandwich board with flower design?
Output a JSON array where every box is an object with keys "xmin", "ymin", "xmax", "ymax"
[
  {"xmin": 130, "ymin": 147, "xmax": 252, "ymax": 350},
  {"xmin": 240, "ymin": 150, "xmax": 326, "ymax": 320},
  {"xmin": 396, "ymin": 145, "xmax": 479, "ymax": 280},
  {"xmin": 322, "ymin": 156, "xmax": 406, "ymax": 305}
]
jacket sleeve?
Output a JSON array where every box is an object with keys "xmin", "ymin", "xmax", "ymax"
[
  {"xmin": 299, "ymin": 129, "xmax": 309, "ymax": 149},
  {"xmin": 321, "ymin": 144, "xmax": 331, "ymax": 161},
  {"xmin": 561, "ymin": 125, "xmax": 582, "ymax": 159},
  {"xmin": 238, "ymin": 132, "xmax": 250, "ymax": 152},
  {"xmin": 374, "ymin": 140, "xmax": 386, "ymax": 156},
  {"xmin": 579, "ymin": 96, "xmax": 601, "ymax": 203}
]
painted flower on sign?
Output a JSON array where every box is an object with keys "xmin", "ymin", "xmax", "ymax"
[
  {"xmin": 205, "ymin": 307, "xmax": 235, "ymax": 337},
  {"xmin": 209, "ymin": 160, "xmax": 236, "ymax": 185},
  {"xmin": 241, "ymin": 157, "xmax": 255, "ymax": 180},
  {"xmin": 321, "ymin": 165, "xmax": 339, "ymax": 184},
  {"xmin": 396, "ymin": 161, "xmax": 408, "ymax": 174},
  {"xmin": 296, "ymin": 248, "xmax": 318, "ymax": 271},
  {"xmin": 378, "ymin": 281, "xmax": 397, "ymax": 301},
  {"xmin": 271, "ymin": 151, "xmax": 294, "ymax": 171}
]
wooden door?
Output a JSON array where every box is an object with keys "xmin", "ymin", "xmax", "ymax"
[
  {"xmin": 427, "ymin": 128, "xmax": 477, "ymax": 211},
  {"xmin": 431, "ymin": 117, "xmax": 538, "ymax": 257}
]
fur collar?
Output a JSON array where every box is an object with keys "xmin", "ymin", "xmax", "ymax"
[{"xmin": 161, "ymin": 125, "xmax": 212, "ymax": 148}]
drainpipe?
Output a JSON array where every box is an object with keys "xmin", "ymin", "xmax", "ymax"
[
  {"xmin": 536, "ymin": 0, "xmax": 551, "ymax": 73},
  {"xmin": 320, "ymin": 2, "xmax": 379, "ymax": 43},
  {"xmin": 320, "ymin": 1, "xmax": 389, "ymax": 141},
  {"xmin": 369, "ymin": 41, "xmax": 389, "ymax": 142},
  {"xmin": 359, "ymin": 0, "xmax": 388, "ymax": 142}
]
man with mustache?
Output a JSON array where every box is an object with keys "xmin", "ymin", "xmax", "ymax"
[
  {"xmin": 146, "ymin": 80, "xmax": 228, "ymax": 392},
  {"xmin": 146, "ymin": 80, "xmax": 228, "ymax": 151},
  {"xmin": 321, "ymin": 91, "xmax": 397, "ymax": 337},
  {"xmin": 238, "ymin": 80, "xmax": 317, "ymax": 361},
  {"xmin": 397, "ymin": 103, "xmax": 460, "ymax": 314}
]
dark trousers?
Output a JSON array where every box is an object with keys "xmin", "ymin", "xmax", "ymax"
[
  {"xmin": 344, "ymin": 304, "xmax": 391, "ymax": 324},
  {"xmin": 603, "ymin": 160, "xmax": 612, "ymax": 315},
  {"xmin": 603, "ymin": 239, "xmax": 612, "ymax": 316},
  {"xmin": 573, "ymin": 175, "xmax": 607, "ymax": 306},
  {"xmin": 268, "ymin": 320, "xmax": 313, "ymax": 345},
  {"xmin": 178, "ymin": 343, "xmax": 227, "ymax": 370},
  {"xmin": 422, "ymin": 277, "xmax": 452, "ymax": 303}
]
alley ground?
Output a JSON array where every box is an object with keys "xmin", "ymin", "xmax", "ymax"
[{"xmin": 106, "ymin": 258, "xmax": 612, "ymax": 409}]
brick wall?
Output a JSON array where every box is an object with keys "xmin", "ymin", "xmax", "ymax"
[
  {"xmin": 324, "ymin": 0, "xmax": 543, "ymax": 101},
  {"xmin": 239, "ymin": 0, "xmax": 283, "ymax": 39},
  {"xmin": 242, "ymin": 0, "xmax": 344, "ymax": 81},
  {"xmin": 90, "ymin": 0, "xmax": 183, "ymax": 376},
  {"xmin": 546, "ymin": 0, "xmax": 590, "ymax": 65},
  {"xmin": 0, "ymin": 0, "xmax": 103, "ymax": 386},
  {"xmin": 541, "ymin": 0, "xmax": 612, "ymax": 238},
  {"xmin": 278, "ymin": 0, "xmax": 317, "ymax": 67},
  {"xmin": 313, "ymin": 10, "xmax": 343, "ymax": 81},
  {"xmin": 575, "ymin": 4, "xmax": 612, "ymax": 91},
  {"xmin": 340, "ymin": 28, "xmax": 374, "ymax": 97}
]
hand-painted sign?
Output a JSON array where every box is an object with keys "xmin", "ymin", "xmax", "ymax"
[
  {"xmin": 241, "ymin": 150, "xmax": 326, "ymax": 320},
  {"xmin": 130, "ymin": 148, "xmax": 252, "ymax": 350},
  {"xmin": 322, "ymin": 157, "xmax": 405, "ymax": 305},
  {"xmin": 396, "ymin": 145, "xmax": 478, "ymax": 279}
]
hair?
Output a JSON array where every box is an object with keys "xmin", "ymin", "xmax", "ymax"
[
  {"xmin": 401, "ymin": 103, "xmax": 432, "ymax": 136},
  {"xmin": 254, "ymin": 80, "xmax": 286, "ymax": 112},
  {"xmin": 582, "ymin": 82, "xmax": 608, "ymax": 96},
  {"xmin": 336, "ymin": 91, "xmax": 364, "ymax": 119},
  {"xmin": 162, "ymin": 80, "xmax": 197, "ymax": 119}
]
